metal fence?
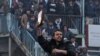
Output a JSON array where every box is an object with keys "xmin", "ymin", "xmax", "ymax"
[
  {"xmin": 2, "ymin": 13, "xmax": 100, "ymax": 56},
  {"xmin": 46, "ymin": 14, "xmax": 83, "ymax": 34},
  {"xmin": 86, "ymin": 17, "xmax": 100, "ymax": 25},
  {"xmin": 10, "ymin": 14, "xmax": 47, "ymax": 56},
  {"xmin": 46, "ymin": 15, "xmax": 100, "ymax": 35},
  {"xmin": 0, "ymin": 14, "xmax": 8, "ymax": 34}
]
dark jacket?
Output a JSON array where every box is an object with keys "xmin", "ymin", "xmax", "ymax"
[
  {"xmin": 66, "ymin": 41, "xmax": 78, "ymax": 56},
  {"xmin": 65, "ymin": 3, "xmax": 80, "ymax": 15},
  {"xmin": 38, "ymin": 35, "xmax": 67, "ymax": 56},
  {"xmin": 47, "ymin": 2, "xmax": 57, "ymax": 14}
]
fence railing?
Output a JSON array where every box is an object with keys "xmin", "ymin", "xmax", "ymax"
[
  {"xmin": 46, "ymin": 14, "xmax": 83, "ymax": 34},
  {"xmin": 0, "ymin": 14, "xmax": 9, "ymax": 34},
  {"xmin": 86, "ymin": 17, "xmax": 100, "ymax": 25},
  {"xmin": 2, "ymin": 12, "xmax": 100, "ymax": 56},
  {"xmin": 10, "ymin": 14, "xmax": 47, "ymax": 56}
]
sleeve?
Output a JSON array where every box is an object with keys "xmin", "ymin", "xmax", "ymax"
[{"xmin": 38, "ymin": 35, "xmax": 52, "ymax": 53}]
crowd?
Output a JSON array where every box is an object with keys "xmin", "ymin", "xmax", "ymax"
[
  {"xmin": 9, "ymin": 0, "xmax": 87, "ymax": 56},
  {"xmin": 85, "ymin": 0, "xmax": 100, "ymax": 17},
  {"xmin": 1, "ymin": 0, "xmax": 100, "ymax": 56},
  {"xmin": 10, "ymin": 0, "xmax": 83, "ymax": 38},
  {"xmin": 41, "ymin": 0, "xmax": 81, "ymax": 15},
  {"xmin": 85, "ymin": 0, "xmax": 100, "ymax": 25}
]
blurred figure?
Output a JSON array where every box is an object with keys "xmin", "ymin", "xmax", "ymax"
[
  {"xmin": 63, "ymin": 25, "xmax": 73, "ymax": 40},
  {"xmin": 29, "ymin": 15, "xmax": 37, "ymax": 30},
  {"xmin": 38, "ymin": 3, "xmax": 44, "ymax": 12},
  {"xmin": 78, "ymin": 47, "xmax": 87, "ymax": 56},
  {"xmin": 65, "ymin": 0, "xmax": 80, "ymax": 15},
  {"xmin": 46, "ymin": 0, "xmax": 57, "ymax": 14},
  {"xmin": 39, "ymin": 0, "xmax": 49, "ymax": 13},
  {"xmin": 26, "ymin": 10, "xmax": 32, "ymax": 20},
  {"xmin": 21, "ymin": 13, "xmax": 28, "ymax": 29},
  {"xmin": 20, "ymin": 13, "xmax": 28, "ymax": 41},
  {"xmin": 56, "ymin": 0, "xmax": 65, "ymax": 15},
  {"xmin": 94, "ymin": 0, "xmax": 100, "ymax": 16},
  {"xmin": 66, "ymin": 35, "xmax": 79, "ymax": 56},
  {"xmin": 28, "ymin": 15, "xmax": 38, "ymax": 40},
  {"xmin": 54, "ymin": 18, "xmax": 63, "ymax": 30},
  {"xmin": 85, "ymin": 0, "xmax": 96, "ymax": 17},
  {"xmin": 20, "ymin": 0, "xmax": 32, "ymax": 9},
  {"xmin": 47, "ymin": 21, "xmax": 54, "ymax": 38}
]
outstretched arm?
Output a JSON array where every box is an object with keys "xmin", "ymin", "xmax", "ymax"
[
  {"xmin": 52, "ymin": 49, "xmax": 67, "ymax": 55},
  {"xmin": 36, "ymin": 23, "xmax": 52, "ymax": 53},
  {"xmin": 38, "ymin": 35, "xmax": 52, "ymax": 53}
]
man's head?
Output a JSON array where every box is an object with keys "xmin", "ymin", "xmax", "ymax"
[
  {"xmin": 53, "ymin": 30, "xmax": 63, "ymax": 42},
  {"xmin": 69, "ymin": 35, "xmax": 76, "ymax": 43}
]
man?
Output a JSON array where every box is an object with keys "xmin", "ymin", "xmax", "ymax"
[
  {"xmin": 65, "ymin": 0, "xmax": 80, "ymax": 15},
  {"xmin": 66, "ymin": 35, "xmax": 79, "ymax": 56},
  {"xmin": 37, "ymin": 28, "xmax": 67, "ymax": 56}
]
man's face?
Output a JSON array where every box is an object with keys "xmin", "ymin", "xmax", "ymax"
[
  {"xmin": 54, "ymin": 31, "xmax": 63, "ymax": 42},
  {"xmin": 71, "ymin": 38, "xmax": 76, "ymax": 43}
]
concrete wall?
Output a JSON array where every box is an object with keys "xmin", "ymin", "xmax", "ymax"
[{"xmin": 0, "ymin": 37, "xmax": 26, "ymax": 56}]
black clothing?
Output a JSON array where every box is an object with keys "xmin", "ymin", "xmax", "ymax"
[
  {"xmin": 47, "ymin": 2, "xmax": 57, "ymax": 14},
  {"xmin": 38, "ymin": 35, "xmax": 67, "ymax": 56},
  {"xmin": 66, "ymin": 41, "xmax": 78, "ymax": 56},
  {"xmin": 56, "ymin": 3, "xmax": 65, "ymax": 15},
  {"xmin": 65, "ymin": 3, "xmax": 80, "ymax": 15}
]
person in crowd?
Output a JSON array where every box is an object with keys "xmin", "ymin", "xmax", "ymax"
[
  {"xmin": 21, "ymin": 13, "xmax": 28, "ymax": 29},
  {"xmin": 26, "ymin": 10, "xmax": 32, "ymax": 20},
  {"xmin": 38, "ymin": 3, "xmax": 45, "ymax": 12},
  {"xmin": 28, "ymin": 14, "xmax": 39, "ymax": 40},
  {"xmin": 63, "ymin": 25, "xmax": 73, "ymax": 40},
  {"xmin": 20, "ymin": 0, "xmax": 32, "ymax": 9},
  {"xmin": 37, "ymin": 28, "xmax": 68, "ymax": 56},
  {"xmin": 42, "ymin": 20, "xmax": 48, "ymax": 30},
  {"xmin": 56, "ymin": 0, "xmax": 66, "ymax": 15},
  {"xmin": 47, "ymin": 21, "xmax": 54, "ymax": 38},
  {"xmin": 39, "ymin": 0, "xmax": 49, "ymax": 13},
  {"xmin": 20, "ymin": 13, "xmax": 28, "ymax": 41},
  {"xmin": 66, "ymin": 35, "xmax": 79, "ymax": 56},
  {"xmin": 85, "ymin": 0, "xmax": 96, "ymax": 17},
  {"xmin": 65, "ymin": 0, "xmax": 80, "ymax": 15},
  {"xmin": 17, "ymin": 1, "xmax": 23, "ymax": 8},
  {"xmin": 15, "ymin": 1, "xmax": 23, "ymax": 16},
  {"xmin": 54, "ymin": 17, "xmax": 63, "ymax": 30},
  {"xmin": 29, "ymin": 15, "xmax": 37, "ymax": 30},
  {"xmin": 94, "ymin": 0, "xmax": 100, "ymax": 17},
  {"xmin": 78, "ymin": 47, "xmax": 87, "ymax": 56},
  {"xmin": 30, "ymin": 3, "xmax": 35, "ymax": 14},
  {"xmin": 46, "ymin": 0, "xmax": 57, "ymax": 14}
]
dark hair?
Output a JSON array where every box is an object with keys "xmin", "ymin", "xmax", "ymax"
[
  {"xmin": 68, "ymin": 34, "xmax": 76, "ymax": 40},
  {"xmin": 52, "ymin": 29, "xmax": 63, "ymax": 36}
]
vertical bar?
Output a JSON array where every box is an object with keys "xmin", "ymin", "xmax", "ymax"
[
  {"xmin": 7, "ymin": 13, "xmax": 12, "ymax": 32},
  {"xmin": 9, "ymin": 0, "xmax": 12, "ymax": 8},
  {"xmin": 0, "ymin": 15, "xmax": 1, "ymax": 33},
  {"xmin": 82, "ymin": 0, "xmax": 85, "ymax": 47},
  {"xmin": 8, "ymin": 37, "xmax": 11, "ymax": 56},
  {"xmin": 35, "ymin": 42, "xmax": 37, "ymax": 56}
]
